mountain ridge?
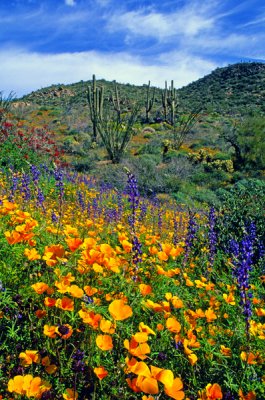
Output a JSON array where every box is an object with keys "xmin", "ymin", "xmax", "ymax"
[{"xmin": 19, "ymin": 61, "xmax": 265, "ymax": 115}]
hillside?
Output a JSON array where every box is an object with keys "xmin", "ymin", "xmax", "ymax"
[
  {"xmin": 178, "ymin": 62, "xmax": 265, "ymax": 114},
  {"xmin": 5, "ymin": 61, "xmax": 264, "ymax": 206},
  {"xmin": 19, "ymin": 62, "xmax": 265, "ymax": 116}
]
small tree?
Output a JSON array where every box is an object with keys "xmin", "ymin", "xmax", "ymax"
[
  {"xmin": 221, "ymin": 114, "xmax": 265, "ymax": 171},
  {"xmin": 97, "ymin": 105, "xmax": 140, "ymax": 164},
  {"xmin": 171, "ymin": 109, "xmax": 200, "ymax": 150}
]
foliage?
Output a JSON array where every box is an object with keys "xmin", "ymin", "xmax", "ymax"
[
  {"xmin": 97, "ymin": 105, "xmax": 140, "ymax": 163},
  {"xmin": 0, "ymin": 120, "xmax": 63, "ymax": 170},
  {"xmin": 0, "ymin": 167, "xmax": 264, "ymax": 400},
  {"xmin": 215, "ymin": 178, "xmax": 265, "ymax": 246}
]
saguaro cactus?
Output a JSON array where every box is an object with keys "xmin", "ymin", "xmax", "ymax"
[
  {"xmin": 145, "ymin": 81, "xmax": 155, "ymax": 123},
  {"xmin": 87, "ymin": 75, "xmax": 104, "ymax": 142},
  {"xmin": 161, "ymin": 80, "xmax": 178, "ymax": 125},
  {"xmin": 111, "ymin": 81, "xmax": 121, "ymax": 123}
]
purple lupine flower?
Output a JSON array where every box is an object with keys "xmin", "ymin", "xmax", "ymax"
[
  {"xmin": 9, "ymin": 173, "xmax": 19, "ymax": 201},
  {"xmin": 51, "ymin": 211, "xmax": 59, "ymax": 224},
  {"xmin": 126, "ymin": 170, "xmax": 140, "ymax": 231},
  {"xmin": 77, "ymin": 190, "xmax": 86, "ymax": 212},
  {"xmin": 54, "ymin": 168, "xmax": 64, "ymax": 198},
  {"xmin": 157, "ymin": 208, "xmax": 163, "ymax": 233},
  {"xmin": 172, "ymin": 213, "xmax": 179, "ymax": 246},
  {"xmin": 30, "ymin": 164, "xmax": 40, "ymax": 184},
  {"xmin": 20, "ymin": 172, "xmax": 31, "ymax": 201},
  {"xmin": 184, "ymin": 212, "xmax": 197, "ymax": 263},
  {"xmin": 138, "ymin": 201, "xmax": 147, "ymax": 223},
  {"xmin": 232, "ymin": 224, "xmax": 255, "ymax": 340},
  {"xmin": 208, "ymin": 207, "xmax": 217, "ymax": 266},
  {"xmin": 71, "ymin": 349, "xmax": 85, "ymax": 373},
  {"xmin": 117, "ymin": 191, "xmax": 123, "ymax": 220},
  {"xmin": 37, "ymin": 187, "xmax": 45, "ymax": 211}
]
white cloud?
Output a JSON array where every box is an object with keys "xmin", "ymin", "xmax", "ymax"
[
  {"xmin": 0, "ymin": 48, "xmax": 217, "ymax": 97},
  {"xmin": 65, "ymin": 0, "xmax": 76, "ymax": 6},
  {"xmin": 106, "ymin": 2, "xmax": 217, "ymax": 40}
]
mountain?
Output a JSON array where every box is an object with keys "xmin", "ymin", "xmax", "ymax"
[
  {"xmin": 18, "ymin": 62, "xmax": 265, "ymax": 116},
  {"xmin": 177, "ymin": 61, "xmax": 265, "ymax": 114}
]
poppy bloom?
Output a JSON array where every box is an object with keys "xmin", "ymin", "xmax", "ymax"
[
  {"xmin": 166, "ymin": 317, "xmax": 181, "ymax": 333},
  {"xmin": 100, "ymin": 318, "xmax": 116, "ymax": 334},
  {"xmin": 164, "ymin": 377, "xmax": 185, "ymax": 400},
  {"xmin": 19, "ymin": 350, "xmax": 40, "ymax": 366},
  {"xmin": 94, "ymin": 366, "xmax": 108, "ymax": 380},
  {"xmin": 43, "ymin": 325, "xmax": 57, "ymax": 338},
  {"xmin": 24, "ymin": 248, "xmax": 41, "ymax": 260},
  {"xmin": 198, "ymin": 383, "xmax": 223, "ymax": 399},
  {"xmin": 55, "ymin": 297, "xmax": 74, "ymax": 311},
  {"xmin": 96, "ymin": 334, "xmax": 113, "ymax": 351},
  {"xmin": 109, "ymin": 299, "xmax": 133, "ymax": 321},
  {"xmin": 63, "ymin": 388, "xmax": 78, "ymax": 400}
]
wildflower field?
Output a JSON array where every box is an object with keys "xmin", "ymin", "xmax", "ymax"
[{"xmin": 0, "ymin": 161, "xmax": 264, "ymax": 400}]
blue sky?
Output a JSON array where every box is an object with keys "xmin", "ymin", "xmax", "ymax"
[{"xmin": 1, "ymin": 0, "xmax": 264, "ymax": 97}]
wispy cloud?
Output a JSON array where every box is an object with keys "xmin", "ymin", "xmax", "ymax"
[
  {"xmin": 65, "ymin": 0, "xmax": 76, "ymax": 6},
  {"xmin": 0, "ymin": 48, "xmax": 217, "ymax": 97},
  {"xmin": 106, "ymin": 5, "xmax": 216, "ymax": 40}
]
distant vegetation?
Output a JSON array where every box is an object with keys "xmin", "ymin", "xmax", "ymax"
[{"xmin": 5, "ymin": 62, "xmax": 262, "ymax": 207}]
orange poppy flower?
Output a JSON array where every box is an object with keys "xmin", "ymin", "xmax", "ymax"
[
  {"xmin": 150, "ymin": 366, "xmax": 174, "ymax": 388},
  {"xmin": 109, "ymin": 299, "xmax": 133, "ymax": 321},
  {"xmin": 84, "ymin": 285, "xmax": 98, "ymax": 296},
  {"xmin": 121, "ymin": 239, "xmax": 133, "ymax": 253},
  {"xmin": 55, "ymin": 297, "xmax": 74, "ymax": 311},
  {"xmin": 24, "ymin": 248, "xmax": 41, "ymax": 260},
  {"xmin": 205, "ymin": 383, "xmax": 223, "ymax": 399},
  {"xmin": 205, "ymin": 308, "xmax": 217, "ymax": 323},
  {"xmin": 240, "ymin": 352, "xmax": 257, "ymax": 364},
  {"xmin": 96, "ymin": 334, "xmax": 113, "ymax": 351},
  {"xmin": 94, "ymin": 366, "xmax": 108, "ymax": 380},
  {"xmin": 238, "ymin": 389, "xmax": 256, "ymax": 400},
  {"xmin": 124, "ymin": 338, "xmax": 150, "ymax": 360},
  {"xmin": 19, "ymin": 350, "xmax": 40, "ymax": 366},
  {"xmin": 43, "ymin": 244, "xmax": 66, "ymax": 267},
  {"xmin": 164, "ymin": 377, "xmax": 185, "ymax": 400},
  {"xmin": 63, "ymin": 388, "xmax": 78, "ymax": 400},
  {"xmin": 100, "ymin": 318, "xmax": 116, "ymax": 334},
  {"xmin": 67, "ymin": 285, "xmax": 84, "ymax": 298},
  {"xmin": 7, "ymin": 374, "xmax": 51, "ymax": 397},
  {"xmin": 78, "ymin": 309, "xmax": 102, "ymax": 329},
  {"xmin": 139, "ymin": 322, "xmax": 156, "ymax": 336},
  {"xmin": 136, "ymin": 376, "xmax": 159, "ymax": 395},
  {"xmin": 223, "ymin": 293, "xmax": 236, "ymax": 305},
  {"xmin": 65, "ymin": 237, "xmax": 83, "ymax": 252},
  {"xmin": 43, "ymin": 325, "xmax": 57, "ymax": 338},
  {"xmin": 126, "ymin": 377, "xmax": 142, "ymax": 393},
  {"xmin": 166, "ymin": 317, "xmax": 181, "ymax": 333},
  {"xmin": 220, "ymin": 345, "xmax": 232, "ymax": 357},
  {"xmin": 31, "ymin": 282, "xmax": 49, "ymax": 295},
  {"xmin": 139, "ymin": 284, "xmax": 152, "ymax": 296},
  {"xmin": 44, "ymin": 297, "xmax": 56, "ymax": 307},
  {"xmin": 35, "ymin": 309, "xmax": 47, "ymax": 319},
  {"xmin": 157, "ymin": 251, "xmax": 168, "ymax": 261}
]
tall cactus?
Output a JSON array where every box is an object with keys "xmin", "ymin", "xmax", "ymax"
[
  {"xmin": 145, "ymin": 81, "xmax": 155, "ymax": 123},
  {"xmin": 111, "ymin": 80, "xmax": 121, "ymax": 123},
  {"xmin": 162, "ymin": 80, "xmax": 178, "ymax": 125},
  {"xmin": 161, "ymin": 80, "xmax": 168, "ymax": 123},
  {"xmin": 87, "ymin": 74, "xmax": 104, "ymax": 142}
]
